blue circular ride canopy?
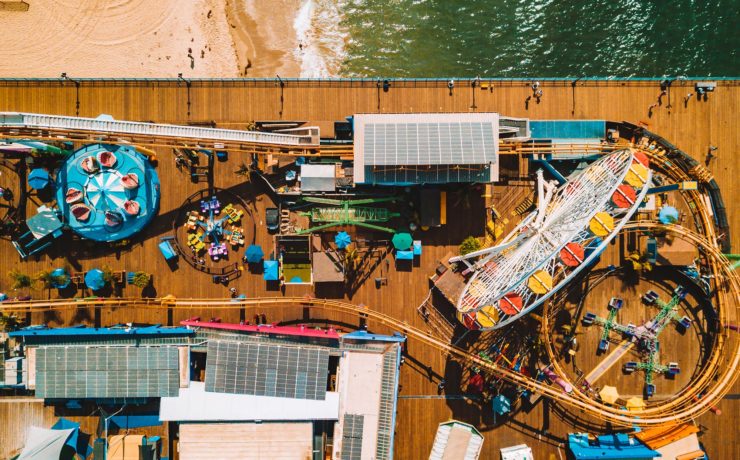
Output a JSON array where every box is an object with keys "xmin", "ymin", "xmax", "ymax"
[{"xmin": 56, "ymin": 144, "xmax": 160, "ymax": 242}]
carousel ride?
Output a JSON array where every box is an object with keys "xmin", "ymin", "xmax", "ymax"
[{"xmin": 451, "ymin": 148, "xmax": 652, "ymax": 330}]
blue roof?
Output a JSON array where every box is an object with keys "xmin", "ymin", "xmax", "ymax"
[
  {"xmin": 264, "ymin": 260, "xmax": 279, "ymax": 281},
  {"xmin": 568, "ymin": 433, "xmax": 660, "ymax": 460},
  {"xmin": 530, "ymin": 120, "xmax": 605, "ymax": 139},
  {"xmin": 10, "ymin": 325, "xmax": 194, "ymax": 338},
  {"xmin": 342, "ymin": 330, "xmax": 406, "ymax": 343}
]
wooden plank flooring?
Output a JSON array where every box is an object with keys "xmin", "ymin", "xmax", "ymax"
[{"xmin": 0, "ymin": 80, "xmax": 737, "ymax": 459}]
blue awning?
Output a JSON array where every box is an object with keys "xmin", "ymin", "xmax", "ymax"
[
  {"xmin": 27, "ymin": 207, "xmax": 63, "ymax": 240},
  {"xmin": 264, "ymin": 260, "xmax": 279, "ymax": 281},
  {"xmin": 28, "ymin": 168, "xmax": 50, "ymax": 190},
  {"xmin": 412, "ymin": 240, "xmax": 422, "ymax": 256},
  {"xmin": 396, "ymin": 250, "xmax": 413, "ymax": 260}
]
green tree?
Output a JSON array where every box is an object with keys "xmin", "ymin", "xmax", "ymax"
[
  {"xmin": 131, "ymin": 271, "xmax": 152, "ymax": 289},
  {"xmin": 8, "ymin": 269, "xmax": 32, "ymax": 291},
  {"xmin": 459, "ymin": 236, "xmax": 482, "ymax": 256}
]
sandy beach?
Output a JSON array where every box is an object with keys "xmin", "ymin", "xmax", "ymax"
[{"xmin": 0, "ymin": 0, "xmax": 314, "ymax": 78}]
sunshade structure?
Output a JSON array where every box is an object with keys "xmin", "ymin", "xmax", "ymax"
[
  {"xmin": 84, "ymin": 269, "xmax": 106, "ymax": 290},
  {"xmin": 626, "ymin": 396, "xmax": 646, "ymax": 411},
  {"xmin": 658, "ymin": 205, "xmax": 680, "ymax": 224},
  {"xmin": 599, "ymin": 385, "xmax": 620, "ymax": 404},
  {"xmin": 55, "ymin": 143, "xmax": 160, "ymax": 242},
  {"xmin": 26, "ymin": 207, "xmax": 63, "ymax": 240},
  {"xmin": 334, "ymin": 231, "xmax": 351, "ymax": 249},
  {"xmin": 51, "ymin": 418, "xmax": 92, "ymax": 459},
  {"xmin": 17, "ymin": 426, "xmax": 75, "ymax": 460},
  {"xmin": 17, "ymin": 418, "xmax": 92, "ymax": 460},
  {"xmin": 392, "ymin": 232, "xmax": 413, "ymax": 250},
  {"xmin": 28, "ymin": 168, "xmax": 50, "ymax": 190},
  {"xmin": 263, "ymin": 260, "xmax": 279, "ymax": 281},
  {"xmin": 492, "ymin": 394, "xmax": 511, "ymax": 415},
  {"xmin": 245, "ymin": 244, "xmax": 264, "ymax": 263}
]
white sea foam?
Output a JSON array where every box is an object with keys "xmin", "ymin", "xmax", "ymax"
[{"xmin": 294, "ymin": 0, "xmax": 348, "ymax": 78}]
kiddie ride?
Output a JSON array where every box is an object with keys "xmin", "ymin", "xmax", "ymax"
[{"xmin": 582, "ymin": 286, "xmax": 691, "ymax": 398}]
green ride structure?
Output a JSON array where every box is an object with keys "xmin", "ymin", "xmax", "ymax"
[{"xmin": 294, "ymin": 196, "xmax": 400, "ymax": 234}]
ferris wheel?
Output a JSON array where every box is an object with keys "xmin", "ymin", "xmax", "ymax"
[{"xmin": 451, "ymin": 148, "xmax": 652, "ymax": 330}]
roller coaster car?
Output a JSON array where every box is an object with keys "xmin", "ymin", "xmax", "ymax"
[
  {"xmin": 643, "ymin": 290, "xmax": 659, "ymax": 304},
  {"xmin": 582, "ymin": 312, "xmax": 596, "ymax": 325},
  {"xmin": 609, "ymin": 297, "xmax": 624, "ymax": 310},
  {"xmin": 679, "ymin": 316, "xmax": 692, "ymax": 329},
  {"xmin": 624, "ymin": 362, "xmax": 637, "ymax": 373},
  {"xmin": 667, "ymin": 362, "xmax": 681, "ymax": 375},
  {"xmin": 646, "ymin": 383, "xmax": 656, "ymax": 398},
  {"xmin": 599, "ymin": 339, "xmax": 610, "ymax": 352},
  {"xmin": 674, "ymin": 285, "xmax": 687, "ymax": 299}
]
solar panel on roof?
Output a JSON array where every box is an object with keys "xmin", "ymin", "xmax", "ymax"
[
  {"xmin": 341, "ymin": 414, "xmax": 365, "ymax": 460},
  {"xmin": 204, "ymin": 340, "xmax": 329, "ymax": 400},
  {"xmin": 363, "ymin": 121, "xmax": 496, "ymax": 166},
  {"xmin": 34, "ymin": 346, "xmax": 179, "ymax": 399}
]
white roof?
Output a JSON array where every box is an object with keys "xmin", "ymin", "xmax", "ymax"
[
  {"xmin": 500, "ymin": 444, "xmax": 534, "ymax": 460},
  {"xmin": 429, "ymin": 421, "xmax": 484, "ymax": 460},
  {"xmin": 301, "ymin": 164, "xmax": 336, "ymax": 192},
  {"xmin": 18, "ymin": 427, "xmax": 74, "ymax": 460},
  {"xmin": 159, "ymin": 381, "xmax": 339, "ymax": 422}
]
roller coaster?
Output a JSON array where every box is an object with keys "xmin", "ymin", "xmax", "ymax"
[
  {"xmin": 0, "ymin": 228, "xmax": 737, "ymax": 428},
  {"xmin": 0, "ymin": 115, "xmax": 736, "ymax": 428}
]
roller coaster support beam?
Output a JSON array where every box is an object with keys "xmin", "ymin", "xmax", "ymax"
[
  {"xmin": 647, "ymin": 181, "xmax": 698, "ymax": 194},
  {"xmin": 530, "ymin": 154, "xmax": 568, "ymax": 185}
]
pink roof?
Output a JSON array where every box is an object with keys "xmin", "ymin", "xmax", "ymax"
[{"xmin": 180, "ymin": 319, "xmax": 340, "ymax": 340}]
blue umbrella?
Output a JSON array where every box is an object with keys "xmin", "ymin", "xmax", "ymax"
[
  {"xmin": 28, "ymin": 168, "xmax": 50, "ymax": 190},
  {"xmin": 84, "ymin": 269, "xmax": 106, "ymax": 290},
  {"xmin": 658, "ymin": 206, "xmax": 679, "ymax": 224},
  {"xmin": 492, "ymin": 394, "xmax": 511, "ymax": 415},
  {"xmin": 51, "ymin": 268, "xmax": 70, "ymax": 289},
  {"xmin": 245, "ymin": 244, "xmax": 264, "ymax": 263},
  {"xmin": 335, "ymin": 231, "xmax": 351, "ymax": 249}
]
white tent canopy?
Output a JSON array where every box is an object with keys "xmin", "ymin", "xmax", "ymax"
[{"xmin": 18, "ymin": 426, "xmax": 74, "ymax": 460}]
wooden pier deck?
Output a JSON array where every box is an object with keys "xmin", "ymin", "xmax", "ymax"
[{"xmin": 0, "ymin": 79, "xmax": 737, "ymax": 459}]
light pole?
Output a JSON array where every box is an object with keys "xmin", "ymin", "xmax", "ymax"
[
  {"xmin": 178, "ymin": 73, "xmax": 192, "ymax": 118},
  {"xmin": 61, "ymin": 72, "xmax": 81, "ymax": 116},
  {"xmin": 103, "ymin": 404, "xmax": 127, "ymax": 459}
]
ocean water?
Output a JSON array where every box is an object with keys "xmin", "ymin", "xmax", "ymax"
[{"xmin": 295, "ymin": 0, "xmax": 739, "ymax": 78}]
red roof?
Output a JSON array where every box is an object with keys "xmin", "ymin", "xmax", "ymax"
[{"xmin": 180, "ymin": 319, "xmax": 340, "ymax": 340}]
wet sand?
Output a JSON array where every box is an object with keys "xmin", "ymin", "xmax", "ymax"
[
  {"xmin": 0, "ymin": 0, "xmax": 302, "ymax": 78},
  {"xmin": 225, "ymin": 0, "xmax": 301, "ymax": 77}
]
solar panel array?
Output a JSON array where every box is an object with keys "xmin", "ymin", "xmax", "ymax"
[
  {"xmin": 35, "ymin": 346, "xmax": 179, "ymax": 399},
  {"xmin": 341, "ymin": 414, "xmax": 365, "ymax": 460},
  {"xmin": 205, "ymin": 340, "xmax": 329, "ymax": 400},
  {"xmin": 363, "ymin": 122, "xmax": 496, "ymax": 166}
]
